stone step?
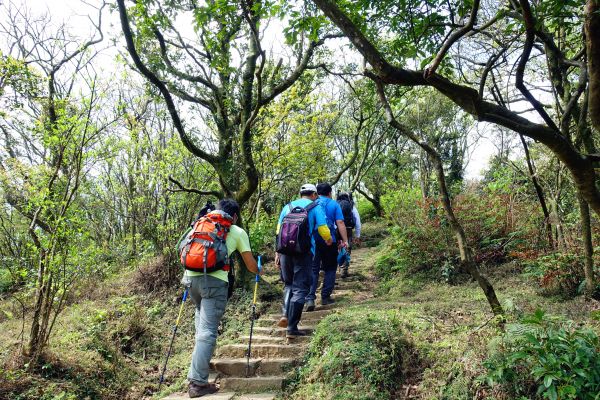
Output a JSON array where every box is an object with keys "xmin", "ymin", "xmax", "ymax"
[
  {"xmin": 268, "ymin": 308, "xmax": 334, "ymax": 321},
  {"xmin": 253, "ymin": 325, "xmax": 315, "ymax": 337},
  {"xmin": 162, "ymin": 392, "xmax": 235, "ymax": 400},
  {"xmin": 240, "ymin": 335, "xmax": 310, "ymax": 344},
  {"xmin": 218, "ymin": 343, "xmax": 302, "ymax": 358},
  {"xmin": 211, "ymin": 357, "xmax": 296, "ymax": 376},
  {"xmin": 237, "ymin": 394, "xmax": 277, "ymax": 400},
  {"xmin": 255, "ymin": 315, "xmax": 326, "ymax": 327},
  {"xmin": 219, "ymin": 376, "xmax": 285, "ymax": 392}
]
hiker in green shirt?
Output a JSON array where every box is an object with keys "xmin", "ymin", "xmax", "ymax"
[{"xmin": 180, "ymin": 199, "xmax": 262, "ymax": 398}]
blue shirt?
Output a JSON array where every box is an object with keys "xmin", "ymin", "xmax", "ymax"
[
  {"xmin": 277, "ymin": 198, "xmax": 328, "ymax": 255},
  {"xmin": 316, "ymin": 196, "xmax": 344, "ymax": 243}
]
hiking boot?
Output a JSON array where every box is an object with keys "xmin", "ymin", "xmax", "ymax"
[
  {"xmin": 321, "ymin": 296, "xmax": 335, "ymax": 306},
  {"xmin": 188, "ymin": 382, "xmax": 218, "ymax": 398},
  {"xmin": 286, "ymin": 329, "xmax": 307, "ymax": 339},
  {"xmin": 277, "ymin": 316, "xmax": 288, "ymax": 328},
  {"xmin": 305, "ymin": 299, "xmax": 315, "ymax": 312},
  {"xmin": 341, "ymin": 268, "xmax": 349, "ymax": 278}
]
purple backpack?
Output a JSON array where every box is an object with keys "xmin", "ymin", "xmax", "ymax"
[{"xmin": 276, "ymin": 202, "xmax": 318, "ymax": 255}]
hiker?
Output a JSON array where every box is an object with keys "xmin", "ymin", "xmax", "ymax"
[
  {"xmin": 275, "ymin": 183, "xmax": 332, "ymax": 338},
  {"xmin": 305, "ymin": 183, "xmax": 348, "ymax": 311},
  {"xmin": 336, "ymin": 192, "xmax": 362, "ymax": 278},
  {"xmin": 180, "ymin": 199, "xmax": 262, "ymax": 398}
]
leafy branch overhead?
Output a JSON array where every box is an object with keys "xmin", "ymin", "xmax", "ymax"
[
  {"xmin": 310, "ymin": 0, "xmax": 600, "ymax": 218},
  {"xmin": 117, "ymin": 0, "xmax": 339, "ymax": 205}
]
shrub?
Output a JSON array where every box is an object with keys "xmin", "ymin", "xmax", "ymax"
[
  {"xmin": 482, "ymin": 309, "xmax": 600, "ymax": 400},
  {"xmin": 356, "ymin": 199, "xmax": 377, "ymax": 222},
  {"xmin": 289, "ymin": 309, "xmax": 412, "ymax": 400},
  {"xmin": 375, "ymin": 184, "xmax": 545, "ymax": 283},
  {"xmin": 522, "ymin": 252, "xmax": 585, "ymax": 297},
  {"xmin": 247, "ymin": 215, "xmax": 276, "ymax": 256},
  {"xmin": 0, "ymin": 267, "xmax": 13, "ymax": 293}
]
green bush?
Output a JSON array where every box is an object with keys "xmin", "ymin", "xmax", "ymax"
[
  {"xmin": 0, "ymin": 267, "xmax": 13, "ymax": 293},
  {"xmin": 522, "ymin": 252, "xmax": 586, "ymax": 298},
  {"xmin": 377, "ymin": 188, "xmax": 455, "ymax": 279},
  {"xmin": 247, "ymin": 215, "xmax": 276, "ymax": 256},
  {"xmin": 375, "ymin": 184, "xmax": 544, "ymax": 284},
  {"xmin": 356, "ymin": 199, "xmax": 377, "ymax": 222},
  {"xmin": 290, "ymin": 309, "xmax": 411, "ymax": 400},
  {"xmin": 482, "ymin": 309, "xmax": 600, "ymax": 400}
]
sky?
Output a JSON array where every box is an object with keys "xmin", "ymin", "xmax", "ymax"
[{"xmin": 11, "ymin": 0, "xmax": 498, "ymax": 179}]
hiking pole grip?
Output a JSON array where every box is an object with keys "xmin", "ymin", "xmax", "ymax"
[
  {"xmin": 159, "ymin": 287, "xmax": 188, "ymax": 390},
  {"xmin": 253, "ymin": 256, "xmax": 262, "ymax": 302}
]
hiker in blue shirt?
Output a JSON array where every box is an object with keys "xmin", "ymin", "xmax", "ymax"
[
  {"xmin": 305, "ymin": 182, "xmax": 349, "ymax": 311},
  {"xmin": 275, "ymin": 183, "xmax": 332, "ymax": 338}
]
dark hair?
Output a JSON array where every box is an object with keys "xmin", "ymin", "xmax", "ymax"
[
  {"xmin": 217, "ymin": 198, "xmax": 240, "ymax": 219},
  {"xmin": 316, "ymin": 182, "xmax": 332, "ymax": 196},
  {"xmin": 300, "ymin": 190, "xmax": 316, "ymax": 197},
  {"xmin": 337, "ymin": 192, "xmax": 350, "ymax": 202}
]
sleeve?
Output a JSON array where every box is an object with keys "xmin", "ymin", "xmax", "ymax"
[
  {"xmin": 352, "ymin": 206, "xmax": 362, "ymax": 238},
  {"xmin": 235, "ymin": 228, "xmax": 252, "ymax": 254},
  {"xmin": 276, "ymin": 206, "xmax": 288, "ymax": 235},
  {"xmin": 313, "ymin": 205, "xmax": 332, "ymax": 241},
  {"xmin": 334, "ymin": 202, "xmax": 344, "ymax": 222}
]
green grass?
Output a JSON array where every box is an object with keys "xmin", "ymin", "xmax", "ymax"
[
  {"xmin": 0, "ymin": 262, "xmax": 281, "ymax": 400},
  {"xmin": 287, "ymin": 308, "xmax": 414, "ymax": 400},
  {"xmin": 2, "ymin": 222, "xmax": 600, "ymax": 399}
]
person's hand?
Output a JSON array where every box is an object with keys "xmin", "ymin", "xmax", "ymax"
[
  {"xmin": 338, "ymin": 240, "xmax": 348, "ymax": 249},
  {"xmin": 325, "ymin": 238, "xmax": 333, "ymax": 246},
  {"xmin": 353, "ymin": 237, "xmax": 361, "ymax": 247},
  {"xmin": 275, "ymin": 253, "xmax": 281, "ymax": 270}
]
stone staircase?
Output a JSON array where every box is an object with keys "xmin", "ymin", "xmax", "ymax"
[{"xmin": 162, "ymin": 265, "xmax": 366, "ymax": 400}]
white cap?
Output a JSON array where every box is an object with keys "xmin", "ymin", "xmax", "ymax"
[{"xmin": 300, "ymin": 183, "xmax": 317, "ymax": 193}]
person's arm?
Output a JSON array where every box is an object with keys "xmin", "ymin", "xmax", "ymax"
[
  {"xmin": 240, "ymin": 251, "xmax": 260, "ymax": 274},
  {"xmin": 236, "ymin": 228, "xmax": 262, "ymax": 274},
  {"xmin": 352, "ymin": 206, "xmax": 361, "ymax": 238},
  {"xmin": 313, "ymin": 205, "xmax": 333, "ymax": 245},
  {"xmin": 334, "ymin": 203, "xmax": 348, "ymax": 244},
  {"xmin": 336, "ymin": 219, "xmax": 348, "ymax": 244},
  {"xmin": 275, "ymin": 205, "xmax": 287, "ymax": 235}
]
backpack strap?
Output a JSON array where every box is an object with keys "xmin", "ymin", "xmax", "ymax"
[{"xmin": 305, "ymin": 201, "xmax": 318, "ymax": 212}]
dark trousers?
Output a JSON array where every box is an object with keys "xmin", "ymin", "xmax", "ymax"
[
  {"xmin": 280, "ymin": 252, "xmax": 312, "ymax": 331},
  {"xmin": 307, "ymin": 243, "xmax": 338, "ymax": 300},
  {"xmin": 280, "ymin": 252, "xmax": 312, "ymax": 305}
]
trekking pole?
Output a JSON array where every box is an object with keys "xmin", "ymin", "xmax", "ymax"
[
  {"xmin": 245, "ymin": 255, "xmax": 262, "ymax": 377},
  {"xmin": 158, "ymin": 287, "xmax": 188, "ymax": 391}
]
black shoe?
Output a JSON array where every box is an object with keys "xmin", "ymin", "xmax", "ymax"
[
  {"xmin": 286, "ymin": 329, "xmax": 307, "ymax": 339},
  {"xmin": 341, "ymin": 268, "xmax": 349, "ymax": 278},
  {"xmin": 188, "ymin": 382, "xmax": 218, "ymax": 398},
  {"xmin": 321, "ymin": 296, "xmax": 335, "ymax": 306},
  {"xmin": 305, "ymin": 299, "xmax": 315, "ymax": 312}
]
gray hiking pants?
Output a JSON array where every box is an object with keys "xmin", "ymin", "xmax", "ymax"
[{"xmin": 185, "ymin": 274, "xmax": 228, "ymax": 385}]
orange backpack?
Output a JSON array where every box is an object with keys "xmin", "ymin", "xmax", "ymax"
[{"xmin": 179, "ymin": 210, "xmax": 233, "ymax": 273}]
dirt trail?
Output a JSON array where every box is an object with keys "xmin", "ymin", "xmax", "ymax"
[{"xmin": 161, "ymin": 246, "xmax": 377, "ymax": 400}]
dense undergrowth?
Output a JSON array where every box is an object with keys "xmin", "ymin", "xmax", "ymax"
[
  {"xmin": 362, "ymin": 185, "xmax": 600, "ymax": 399},
  {"xmin": 287, "ymin": 309, "xmax": 414, "ymax": 400},
  {"xmin": 0, "ymin": 254, "xmax": 281, "ymax": 400},
  {"xmin": 2, "ymin": 206, "xmax": 600, "ymax": 400}
]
